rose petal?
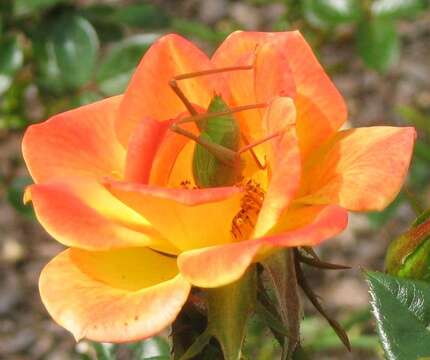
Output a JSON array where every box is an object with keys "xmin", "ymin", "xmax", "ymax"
[
  {"xmin": 39, "ymin": 248, "xmax": 190, "ymax": 342},
  {"xmin": 253, "ymin": 97, "xmax": 301, "ymax": 237},
  {"xmin": 124, "ymin": 117, "xmax": 171, "ymax": 184},
  {"xmin": 178, "ymin": 205, "xmax": 348, "ymax": 287},
  {"xmin": 104, "ymin": 180, "xmax": 242, "ymax": 251},
  {"xmin": 22, "ymin": 96, "xmax": 125, "ymax": 183},
  {"xmin": 116, "ymin": 34, "xmax": 216, "ymax": 146},
  {"xmin": 26, "ymin": 178, "xmax": 177, "ymax": 253},
  {"xmin": 212, "ymin": 30, "xmax": 347, "ymax": 159},
  {"xmin": 298, "ymin": 127, "xmax": 416, "ymax": 211}
]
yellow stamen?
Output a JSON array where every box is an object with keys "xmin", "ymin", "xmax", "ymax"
[{"xmin": 231, "ymin": 180, "xmax": 265, "ymax": 241}]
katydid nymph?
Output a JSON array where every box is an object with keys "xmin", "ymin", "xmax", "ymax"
[{"xmin": 168, "ymin": 65, "xmax": 280, "ymax": 188}]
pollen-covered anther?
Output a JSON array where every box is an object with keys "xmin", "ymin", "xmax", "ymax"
[{"xmin": 231, "ymin": 180, "xmax": 265, "ymax": 241}]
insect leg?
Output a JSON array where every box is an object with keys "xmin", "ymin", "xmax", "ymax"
[
  {"xmin": 175, "ymin": 103, "xmax": 267, "ymax": 127},
  {"xmin": 170, "ymin": 102, "xmax": 268, "ymax": 166},
  {"xmin": 241, "ymin": 134, "xmax": 266, "ymax": 170},
  {"xmin": 238, "ymin": 131, "xmax": 283, "ymax": 154},
  {"xmin": 169, "ymin": 122, "xmax": 238, "ymax": 166},
  {"xmin": 169, "ymin": 64, "xmax": 255, "ymax": 116}
]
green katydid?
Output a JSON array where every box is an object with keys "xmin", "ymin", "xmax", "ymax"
[{"xmin": 168, "ymin": 64, "xmax": 281, "ymax": 188}]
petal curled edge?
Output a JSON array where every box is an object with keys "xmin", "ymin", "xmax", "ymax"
[
  {"xmin": 104, "ymin": 180, "xmax": 242, "ymax": 251},
  {"xmin": 116, "ymin": 34, "xmax": 216, "ymax": 146},
  {"xmin": 26, "ymin": 178, "xmax": 177, "ymax": 253},
  {"xmin": 298, "ymin": 126, "xmax": 416, "ymax": 211},
  {"xmin": 178, "ymin": 205, "xmax": 348, "ymax": 288},
  {"xmin": 125, "ymin": 113, "xmax": 201, "ymax": 187},
  {"xmin": 39, "ymin": 248, "xmax": 191, "ymax": 342},
  {"xmin": 23, "ymin": 96, "xmax": 125, "ymax": 184},
  {"xmin": 253, "ymin": 97, "xmax": 301, "ymax": 237},
  {"xmin": 212, "ymin": 31, "xmax": 347, "ymax": 159},
  {"xmin": 124, "ymin": 117, "xmax": 171, "ymax": 184}
]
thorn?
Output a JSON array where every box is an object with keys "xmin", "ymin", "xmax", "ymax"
[
  {"xmin": 294, "ymin": 250, "xmax": 351, "ymax": 352},
  {"xmin": 300, "ymin": 246, "xmax": 320, "ymax": 260},
  {"xmin": 298, "ymin": 253, "xmax": 351, "ymax": 270}
]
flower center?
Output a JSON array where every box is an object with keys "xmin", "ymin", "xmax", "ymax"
[{"xmin": 231, "ymin": 180, "xmax": 265, "ymax": 241}]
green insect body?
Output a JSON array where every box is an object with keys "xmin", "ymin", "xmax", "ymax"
[{"xmin": 192, "ymin": 95, "xmax": 244, "ymax": 188}]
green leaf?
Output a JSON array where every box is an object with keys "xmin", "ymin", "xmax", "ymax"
[
  {"xmin": 79, "ymin": 4, "xmax": 124, "ymax": 43},
  {"xmin": 7, "ymin": 176, "xmax": 34, "ymax": 218},
  {"xmin": 34, "ymin": 15, "xmax": 99, "ymax": 92},
  {"xmin": 372, "ymin": 0, "xmax": 427, "ymax": 19},
  {"xmin": 13, "ymin": 0, "xmax": 67, "ymax": 16},
  {"xmin": 356, "ymin": 18, "xmax": 399, "ymax": 72},
  {"xmin": 96, "ymin": 34, "xmax": 157, "ymax": 96},
  {"xmin": 111, "ymin": 3, "xmax": 170, "ymax": 29},
  {"xmin": 0, "ymin": 35, "xmax": 24, "ymax": 95},
  {"xmin": 303, "ymin": 0, "xmax": 363, "ymax": 25},
  {"xmin": 366, "ymin": 271, "xmax": 430, "ymax": 359}
]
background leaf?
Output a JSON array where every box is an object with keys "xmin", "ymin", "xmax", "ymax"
[
  {"xmin": 96, "ymin": 34, "xmax": 157, "ymax": 96},
  {"xmin": 7, "ymin": 176, "xmax": 34, "ymax": 218},
  {"xmin": 366, "ymin": 271, "xmax": 430, "ymax": 360},
  {"xmin": 13, "ymin": 0, "xmax": 67, "ymax": 17},
  {"xmin": 302, "ymin": 0, "xmax": 362, "ymax": 25},
  {"xmin": 0, "ymin": 35, "xmax": 23, "ymax": 95},
  {"xmin": 34, "ymin": 15, "xmax": 99, "ymax": 92},
  {"xmin": 372, "ymin": 0, "xmax": 428, "ymax": 19},
  {"xmin": 356, "ymin": 17, "xmax": 399, "ymax": 72},
  {"xmin": 111, "ymin": 3, "xmax": 170, "ymax": 29}
]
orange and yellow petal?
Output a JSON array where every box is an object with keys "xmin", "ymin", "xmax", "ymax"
[
  {"xmin": 116, "ymin": 34, "xmax": 216, "ymax": 146},
  {"xmin": 253, "ymin": 97, "xmax": 301, "ymax": 237},
  {"xmin": 281, "ymin": 32, "xmax": 347, "ymax": 158},
  {"xmin": 212, "ymin": 30, "xmax": 347, "ymax": 159},
  {"xmin": 178, "ymin": 205, "xmax": 348, "ymax": 288},
  {"xmin": 299, "ymin": 126, "xmax": 416, "ymax": 211},
  {"xmin": 26, "ymin": 178, "xmax": 177, "ymax": 253},
  {"xmin": 22, "ymin": 96, "xmax": 125, "ymax": 184},
  {"xmin": 104, "ymin": 180, "xmax": 242, "ymax": 251},
  {"xmin": 39, "ymin": 248, "xmax": 190, "ymax": 342}
]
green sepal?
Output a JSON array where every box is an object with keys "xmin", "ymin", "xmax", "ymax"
[
  {"xmin": 385, "ymin": 210, "xmax": 430, "ymax": 280},
  {"xmin": 261, "ymin": 249, "xmax": 301, "ymax": 359},
  {"xmin": 180, "ymin": 267, "xmax": 256, "ymax": 360},
  {"xmin": 207, "ymin": 266, "xmax": 256, "ymax": 360}
]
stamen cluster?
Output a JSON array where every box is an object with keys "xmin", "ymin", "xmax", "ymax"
[{"xmin": 232, "ymin": 180, "xmax": 265, "ymax": 241}]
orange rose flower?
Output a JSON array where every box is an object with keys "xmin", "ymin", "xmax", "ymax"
[{"xmin": 22, "ymin": 31, "xmax": 415, "ymax": 342}]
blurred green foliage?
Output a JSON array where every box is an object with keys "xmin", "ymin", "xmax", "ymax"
[{"xmin": 1, "ymin": 1, "xmax": 429, "ymax": 359}]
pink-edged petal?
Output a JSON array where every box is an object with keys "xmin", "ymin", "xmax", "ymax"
[
  {"xmin": 178, "ymin": 205, "xmax": 348, "ymax": 288},
  {"xmin": 26, "ymin": 178, "xmax": 177, "ymax": 253},
  {"xmin": 299, "ymin": 126, "xmax": 416, "ymax": 211},
  {"xmin": 104, "ymin": 180, "xmax": 242, "ymax": 251},
  {"xmin": 40, "ymin": 248, "xmax": 190, "ymax": 342},
  {"xmin": 116, "ymin": 34, "xmax": 216, "ymax": 146},
  {"xmin": 22, "ymin": 96, "xmax": 125, "ymax": 183}
]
